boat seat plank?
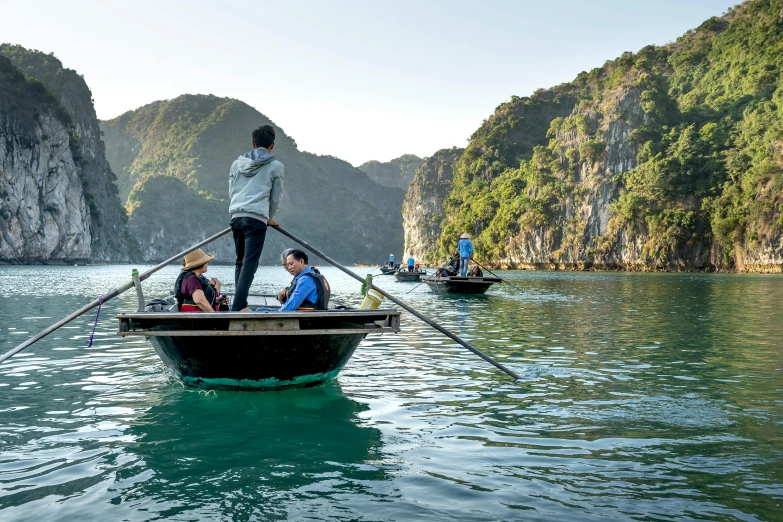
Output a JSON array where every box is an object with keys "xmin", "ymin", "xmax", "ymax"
[
  {"xmin": 117, "ymin": 310, "xmax": 399, "ymax": 320},
  {"xmin": 229, "ymin": 318, "xmax": 300, "ymax": 332}
]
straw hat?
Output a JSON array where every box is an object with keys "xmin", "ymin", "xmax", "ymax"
[
  {"xmin": 460, "ymin": 232, "xmax": 471, "ymax": 239},
  {"xmin": 182, "ymin": 248, "xmax": 214, "ymax": 270}
]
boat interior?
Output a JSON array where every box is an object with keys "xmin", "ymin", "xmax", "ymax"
[{"xmin": 117, "ymin": 293, "xmax": 401, "ymax": 337}]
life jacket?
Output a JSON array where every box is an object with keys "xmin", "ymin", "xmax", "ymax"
[
  {"xmin": 298, "ymin": 269, "xmax": 330, "ymax": 310},
  {"xmin": 174, "ymin": 270, "xmax": 216, "ymax": 312}
]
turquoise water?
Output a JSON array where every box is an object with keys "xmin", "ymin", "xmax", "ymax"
[{"xmin": 0, "ymin": 265, "xmax": 781, "ymax": 521}]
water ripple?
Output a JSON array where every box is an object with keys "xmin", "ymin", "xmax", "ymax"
[{"xmin": 0, "ymin": 267, "xmax": 781, "ymax": 520}]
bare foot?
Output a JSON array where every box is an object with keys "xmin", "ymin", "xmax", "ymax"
[{"xmin": 240, "ymin": 307, "xmax": 251, "ymax": 312}]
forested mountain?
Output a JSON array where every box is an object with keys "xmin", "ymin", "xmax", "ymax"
[
  {"xmin": 358, "ymin": 154, "xmax": 423, "ymax": 191},
  {"xmin": 0, "ymin": 45, "xmax": 138, "ymax": 262},
  {"xmin": 404, "ymin": 0, "xmax": 783, "ymax": 272},
  {"xmin": 101, "ymin": 95, "xmax": 404, "ymax": 264}
]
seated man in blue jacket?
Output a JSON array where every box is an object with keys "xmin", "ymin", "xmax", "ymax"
[{"xmin": 278, "ymin": 249, "xmax": 330, "ymax": 311}]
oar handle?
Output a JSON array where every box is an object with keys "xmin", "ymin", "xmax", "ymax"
[{"xmin": 271, "ymin": 225, "xmax": 521, "ymax": 381}]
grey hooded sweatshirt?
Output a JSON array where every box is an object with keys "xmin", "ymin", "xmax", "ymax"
[{"xmin": 228, "ymin": 147, "xmax": 284, "ymax": 223}]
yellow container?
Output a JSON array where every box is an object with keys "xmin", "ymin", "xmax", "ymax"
[{"xmin": 359, "ymin": 289, "xmax": 384, "ymax": 310}]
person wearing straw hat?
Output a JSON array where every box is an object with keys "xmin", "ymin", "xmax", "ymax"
[
  {"xmin": 174, "ymin": 248, "xmax": 222, "ymax": 312},
  {"xmin": 458, "ymin": 232, "xmax": 474, "ymax": 277}
]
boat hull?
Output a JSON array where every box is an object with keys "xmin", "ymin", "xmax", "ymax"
[
  {"xmin": 117, "ymin": 310, "xmax": 400, "ymax": 391},
  {"xmin": 149, "ymin": 332, "xmax": 365, "ymax": 390},
  {"xmin": 395, "ymin": 271, "xmax": 424, "ymax": 282},
  {"xmin": 379, "ymin": 267, "xmax": 396, "ymax": 275},
  {"xmin": 423, "ymin": 276, "xmax": 500, "ymax": 295}
]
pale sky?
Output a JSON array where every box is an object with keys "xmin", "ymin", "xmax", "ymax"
[{"xmin": 2, "ymin": 1, "xmax": 736, "ymax": 166}]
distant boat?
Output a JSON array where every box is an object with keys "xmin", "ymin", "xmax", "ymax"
[
  {"xmin": 379, "ymin": 266, "xmax": 396, "ymax": 275},
  {"xmin": 394, "ymin": 269, "xmax": 426, "ymax": 282},
  {"xmin": 423, "ymin": 275, "xmax": 501, "ymax": 295},
  {"xmin": 117, "ymin": 294, "xmax": 400, "ymax": 391}
]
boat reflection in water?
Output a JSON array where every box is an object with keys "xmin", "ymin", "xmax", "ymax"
[{"xmin": 113, "ymin": 384, "xmax": 387, "ymax": 518}]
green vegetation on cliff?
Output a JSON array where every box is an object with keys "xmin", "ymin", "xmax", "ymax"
[
  {"xmin": 437, "ymin": 0, "xmax": 783, "ymax": 270},
  {"xmin": 402, "ymin": 148, "xmax": 464, "ymax": 264}
]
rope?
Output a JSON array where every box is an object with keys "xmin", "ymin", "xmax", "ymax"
[{"xmin": 87, "ymin": 296, "xmax": 103, "ymax": 348}]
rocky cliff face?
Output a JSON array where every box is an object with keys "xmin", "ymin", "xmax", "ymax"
[
  {"xmin": 0, "ymin": 56, "xmax": 91, "ymax": 262},
  {"xmin": 409, "ymin": 0, "xmax": 783, "ymax": 272},
  {"xmin": 402, "ymin": 148, "xmax": 463, "ymax": 264},
  {"xmin": 0, "ymin": 45, "xmax": 138, "ymax": 262},
  {"xmin": 101, "ymin": 95, "xmax": 404, "ymax": 264},
  {"xmin": 358, "ymin": 155, "xmax": 423, "ymax": 191}
]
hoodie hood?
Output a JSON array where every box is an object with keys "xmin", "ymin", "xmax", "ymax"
[{"xmin": 237, "ymin": 148, "xmax": 276, "ymax": 176}]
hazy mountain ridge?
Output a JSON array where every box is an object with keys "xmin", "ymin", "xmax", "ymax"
[
  {"xmin": 101, "ymin": 94, "xmax": 404, "ymax": 264},
  {"xmin": 358, "ymin": 155, "xmax": 423, "ymax": 191},
  {"xmin": 403, "ymin": 0, "xmax": 783, "ymax": 272}
]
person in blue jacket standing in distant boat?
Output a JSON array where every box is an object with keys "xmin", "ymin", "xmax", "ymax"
[
  {"xmin": 407, "ymin": 255, "xmax": 415, "ymax": 272},
  {"xmin": 458, "ymin": 232, "xmax": 474, "ymax": 277},
  {"xmin": 388, "ymin": 253, "xmax": 395, "ymax": 268}
]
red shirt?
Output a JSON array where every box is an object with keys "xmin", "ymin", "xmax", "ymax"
[{"xmin": 180, "ymin": 273, "xmax": 217, "ymax": 306}]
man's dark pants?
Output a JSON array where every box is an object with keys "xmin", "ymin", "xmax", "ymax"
[{"xmin": 230, "ymin": 216, "xmax": 267, "ymax": 310}]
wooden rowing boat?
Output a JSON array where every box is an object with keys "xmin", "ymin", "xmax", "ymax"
[
  {"xmin": 422, "ymin": 275, "xmax": 501, "ymax": 294},
  {"xmin": 116, "ymin": 297, "xmax": 400, "ymax": 390},
  {"xmin": 394, "ymin": 269, "xmax": 425, "ymax": 282}
]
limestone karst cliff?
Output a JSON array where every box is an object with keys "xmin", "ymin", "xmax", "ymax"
[
  {"xmin": 402, "ymin": 148, "xmax": 463, "ymax": 264},
  {"xmin": 101, "ymin": 95, "xmax": 404, "ymax": 264},
  {"xmin": 404, "ymin": 0, "xmax": 783, "ymax": 272},
  {"xmin": 0, "ymin": 55, "xmax": 92, "ymax": 262},
  {"xmin": 0, "ymin": 45, "xmax": 138, "ymax": 262}
]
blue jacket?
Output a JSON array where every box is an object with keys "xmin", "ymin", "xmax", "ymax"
[
  {"xmin": 458, "ymin": 238, "xmax": 474, "ymax": 258},
  {"xmin": 407, "ymin": 257, "xmax": 415, "ymax": 267},
  {"xmin": 229, "ymin": 147, "xmax": 284, "ymax": 223},
  {"xmin": 279, "ymin": 267, "xmax": 319, "ymax": 311}
]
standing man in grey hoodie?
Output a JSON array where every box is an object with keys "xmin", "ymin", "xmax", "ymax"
[{"xmin": 228, "ymin": 125, "xmax": 284, "ymax": 311}]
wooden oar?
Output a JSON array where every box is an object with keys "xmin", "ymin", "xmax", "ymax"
[
  {"xmin": 471, "ymin": 259, "xmax": 527, "ymax": 293},
  {"xmin": 0, "ymin": 227, "xmax": 232, "ymax": 365},
  {"xmin": 271, "ymin": 225, "xmax": 521, "ymax": 381}
]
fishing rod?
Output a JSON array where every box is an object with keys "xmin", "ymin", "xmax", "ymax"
[
  {"xmin": 271, "ymin": 225, "xmax": 521, "ymax": 381},
  {"xmin": 0, "ymin": 227, "xmax": 233, "ymax": 365}
]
